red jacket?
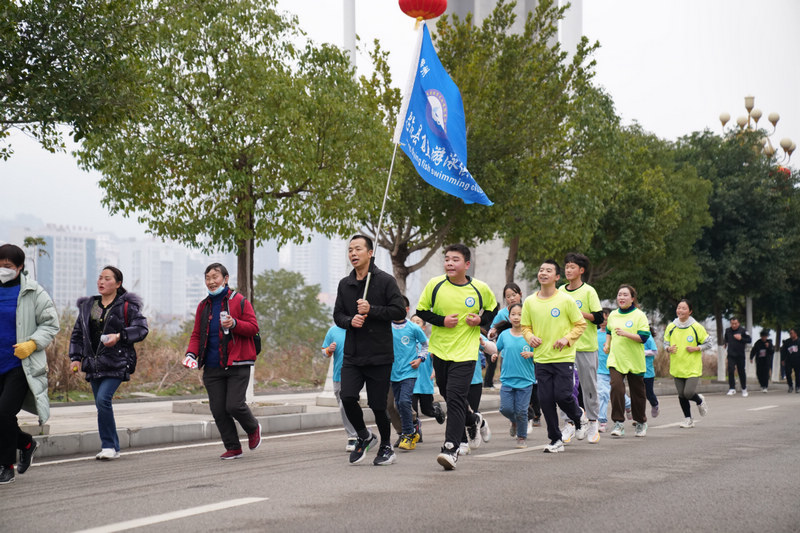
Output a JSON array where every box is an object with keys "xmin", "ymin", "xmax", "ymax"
[{"xmin": 186, "ymin": 288, "xmax": 259, "ymax": 368}]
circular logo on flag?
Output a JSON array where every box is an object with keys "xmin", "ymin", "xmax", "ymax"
[
  {"xmin": 576, "ymin": 300, "xmax": 583, "ymax": 308},
  {"xmin": 425, "ymin": 89, "xmax": 448, "ymax": 138},
  {"xmin": 551, "ymin": 308, "xmax": 561, "ymax": 318},
  {"xmin": 465, "ymin": 296, "xmax": 475, "ymax": 307},
  {"xmin": 625, "ymin": 320, "xmax": 633, "ymax": 328},
  {"xmin": 687, "ymin": 335, "xmax": 694, "ymax": 343}
]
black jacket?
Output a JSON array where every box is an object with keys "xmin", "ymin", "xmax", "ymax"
[
  {"xmin": 749, "ymin": 338, "xmax": 774, "ymax": 362},
  {"xmin": 333, "ymin": 263, "xmax": 405, "ymax": 366},
  {"xmin": 724, "ymin": 327, "xmax": 751, "ymax": 358},
  {"xmin": 781, "ymin": 337, "xmax": 800, "ymax": 362},
  {"xmin": 70, "ymin": 291, "xmax": 149, "ymax": 381}
]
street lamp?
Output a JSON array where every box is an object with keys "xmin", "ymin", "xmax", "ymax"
[{"xmin": 717, "ymin": 95, "xmax": 794, "ymax": 384}]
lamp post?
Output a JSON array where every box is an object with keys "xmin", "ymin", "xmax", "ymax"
[{"xmin": 717, "ymin": 95, "xmax": 794, "ymax": 384}]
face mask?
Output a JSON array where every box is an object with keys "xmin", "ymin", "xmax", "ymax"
[
  {"xmin": 208, "ymin": 285, "xmax": 226, "ymax": 296},
  {"xmin": 0, "ymin": 267, "xmax": 19, "ymax": 284}
]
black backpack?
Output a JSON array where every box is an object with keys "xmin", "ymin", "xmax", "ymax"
[{"xmin": 238, "ymin": 296, "xmax": 262, "ymax": 355}]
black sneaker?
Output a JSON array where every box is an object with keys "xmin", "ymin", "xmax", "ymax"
[
  {"xmin": 17, "ymin": 440, "xmax": 37, "ymax": 474},
  {"xmin": 349, "ymin": 432, "xmax": 377, "ymax": 464},
  {"xmin": 433, "ymin": 402, "xmax": 446, "ymax": 424},
  {"xmin": 0, "ymin": 465, "xmax": 14, "ymax": 485},
  {"xmin": 373, "ymin": 444, "xmax": 396, "ymax": 466},
  {"xmin": 414, "ymin": 418, "xmax": 423, "ymax": 443},
  {"xmin": 436, "ymin": 442, "xmax": 458, "ymax": 470}
]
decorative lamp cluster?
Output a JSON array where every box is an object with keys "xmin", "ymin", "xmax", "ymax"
[{"xmin": 720, "ymin": 95, "xmax": 795, "ymax": 161}]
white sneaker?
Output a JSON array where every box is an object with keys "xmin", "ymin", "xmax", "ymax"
[
  {"xmin": 527, "ymin": 420, "xmax": 534, "ymax": 434},
  {"xmin": 679, "ymin": 417, "xmax": 695, "ymax": 428},
  {"xmin": 561, "ymin": 422, "xmax": 576, "ymax": 444},
  {"xmin": 467, "ymin": 413, "xmax": 482, "ymax": 449},
  {"xmin": 575, "ymin": 422, "xmax": 588, "ymax": 441},
  {"xmin": 345, "ymin": 438, "xmax": 358, "ymax": 452},
  {"xmin": 598, "ymin": 422, "xmax": 607, "ymax": 433},
  {"xmin": 726, "ymin": 389, "xmax": 736, "ymax": 396},
  {"xmin": 610, "ymin": 422, "xmax": 625, "ymax": 437},
  {"xmin": 634, "ymin": 422, "xmax": 647, "ymax": 437},
  {"xmin": 587, "ymin": 420, "xmax": 600, "ymax": 443},
  {"xmin": 742, "ymin": 389, "xmax": 749, "ymax": 397},
  {"xmin": 437, "ymin": 443, "xmax": 458, "ymax": 470},
  {"xmin": 697, "ymin": 394, "xmax": 708, "ymax": 417},
  {"xmin": 543, "ymin": 440, "xmax": 564, "ymax": 453},
  {"xmin": 479, "ymin": 418, "xmax": 492, "ymax": 443},
  {"xmin": 96, "ymin": 448, "xmax": 120, "ymax": 460},
  {"xmin": 458, "ymin": 442, "xmax": 470, "ymax": 456}
]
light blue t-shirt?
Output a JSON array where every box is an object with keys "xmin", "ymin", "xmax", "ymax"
[
  {"xmin": 491, "ymin": 307, "xmax": 510, "ymax": 328},
  {"xmin": 643, "ymin": 335, "xmax": 657, "ymax": 379},
  {"xmin": 391, "ymin": 321, "xmax": 429, "ymax": 382},
  {"xmin": 322, "ymin": 326, "xmax": 346, "ymax": 382},
  {"xmin": 413, "ymin": 344, "xmax": 435, "ymax": 394},
  {"xmin": 597, "ymin": 329, "xmax": 609, "ymax": 375},
  {"xmin": 496, "ymin": 329, "xmax": 536, "ymax": 388}
]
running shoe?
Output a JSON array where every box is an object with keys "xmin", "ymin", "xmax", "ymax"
[
  {"xmin": 651, "ymin": 404, "xmax": 660, "ymax": 418},
  {"xmin": 625, "ymin": 407, "xmax": 632, "ymax": 420},
  {"xmin": 373, "ymin": 444, "xmax": 396, "ymax": 466},
  {"xmin": 679, "ymin": 417, "xmax": 695, "ymax": 428},
  {"xmin": 468, "ymin": 413, "xmax": 483, "ymax": 449},
  {"xmin": 219, "ymin": 449, "xmax": 242, "ymax": 460},
  {"xmin": 742, "ymin": 389, "xmax": 749, "ymax": 397},
  {"xmin": 515, "ymin": 437, "xmax": 528, "ymax": 449},
  {"xmin": 0, "ymin": 466, "xmax": 14, "ymax": 485},
  {"xmin": 458, "ymin": 442, "xmax": 470, "ymax": 456},
  {"xmin": 437, "ymin": 443, "xmax": 458, "ymax": 470},
  {"xmin": 248, "ymin": 423, "xmax": 262, "ymax": 450},
  {"xmin": 761, "ymin": 387, "xmax": 768, "ymax": 393},
  {"xmin": 433, "ymin": 402, "xmax": 446, "ymax": 424},
  {"xmin": 349, "ymin": 432, "xmax": 377, "ymax": 464},
  {"xmin": 532, "ymin": 417, "xmax": 541, "ymax": 427},
  {"xmin": 480, "ymin": 417, "xmax": 492, "ymax": 443},
  {"xmin": 634, "ymin": 422, "xmax": 647, "ymax": 437},
  {"xmin": 17, "ymin": 440, "xmax": 37, "ymax": 474},
  {"xmin": 587, "ymin": 421, "xmax": 600, "ymax": 444},
  {"xmin": 97, "ymin": 448, "xmax": 121, "ymax": 460},
  {"xmin": 697, "ymin": 394, "xmax": 708, "ymax": 417},
  {"xmin": 398, "ymin": 434, "xmax": 416, "ymax": 451},
  {"xmin": 598, "ymin": 422, "xmax": 607, "ymax": 433},
  {"xmin": 727, "ymin": 389, "xmax": 736, "ymax": 396},
  {"xmin": 575, "ymin": 422, "xmax": 588, "ymax": 441},
  {"xmin": 561, "ymin": 422, "xmax": 576, "ymax": 444},
  {"xmin": 543, "ymin": 440, "xmax": 564, "ymax": 453},
  {"xmin": 610, "ymin": 422, "xmax": 625, "ymax": 437},
  {"xmin": 345, "ymin": 438, "xmax": 358, "ymax": 452}
]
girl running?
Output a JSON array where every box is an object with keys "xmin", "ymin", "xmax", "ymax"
[
  {"xmin": 664, "ymin": 299, "xmax": 712, "ymax": 428},
  {"xmin": 492, "ymin": 304, "xmax": 536, "ymax": 448}
]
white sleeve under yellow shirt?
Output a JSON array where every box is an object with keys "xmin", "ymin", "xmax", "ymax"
[
  {"xmin": 520, "ymin": 290, "xmax": 586, "ymax": 364},
  {"xmin": 416, "ymin": 275, "xmax": 498, "ymax": 362}
]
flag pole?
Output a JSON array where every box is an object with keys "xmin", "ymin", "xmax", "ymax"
[{"xmin": 363, "ymin": 142, "xmax": 400, "ymax": 299}]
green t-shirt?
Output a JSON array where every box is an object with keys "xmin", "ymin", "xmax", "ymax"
[
  {"xmin": 416, "ymin": 275, "xmax": 498, "ymax": 362},
  {"xmin": 559, "ymin": 282, "xmax": 602, "ymax": 352},
  {"xmin": 520, "ymin": 290, "xmax": 585, "ymax": 364},
  {"xmin": 664, "ymin": 322, "xmax": 708, "ymax": 378},
  {"xmin": 606, "ymin": 307, "xmax": 650, "ymax": 374}
]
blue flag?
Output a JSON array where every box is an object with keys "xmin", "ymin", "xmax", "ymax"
[{"xmin": 393, "ymin": 23, "xmax": 492, "ymax": 206}]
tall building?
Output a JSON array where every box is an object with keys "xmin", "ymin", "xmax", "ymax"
[{"xmin": 29, "ymin": 224, "xmax": 98, "ymax": 309}]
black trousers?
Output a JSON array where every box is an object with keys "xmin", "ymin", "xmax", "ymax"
[
  {"xmin": 786, "ymin": 356, "xmax": 800, "ymax": 390},
  {"xmin": 340, "ymin": 362, "xmax": 392, "ymax": 443},
  {"xmin": 0, "ymin": 366, "xmax": 33, "ymax": 466},
  {"xmin": 432, "ymin": 356, "xmax": 476, "ymax": 447},
  {"xmin": 727, "ymin": 355, "xmax": 747, "ymax": 390},
  {"xmin": 754, "ymin": 356, "xmax": 773, "ymax": 388},
  {"xmin": 535, "ymin": 362, "xmax": 583, "ymax": 444},
  {"xmin": 203, "ymin": 365, "xmax": 259, "ymax": 451},
  {"xmin": 527, "ymin": 383, "xmax": 541, "ymax": 419},
  {"xmin": 483, "ymin": 357, "xmax": 498, "ymax": 387}
]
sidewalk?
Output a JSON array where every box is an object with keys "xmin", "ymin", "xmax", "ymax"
[{"xmin": 16, "ymin": 379, "xmax": 768, "ymax": 459}]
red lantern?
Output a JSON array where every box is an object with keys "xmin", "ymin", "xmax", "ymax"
[{"xmin": 399, "ymin": 0, "xmax": 447, "ymax": 21}]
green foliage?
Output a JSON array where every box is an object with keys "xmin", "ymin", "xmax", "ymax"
[
  {"xmin": 76, "ymin": 0, "xmax": 387, "ymax": 297},
  {"xmin": 251, "ymin": 269, "xmax": 330, "ymax": 352},
  {"xmin": 1, "ymin": 0, "xmax": 143, "ymax": 159}
]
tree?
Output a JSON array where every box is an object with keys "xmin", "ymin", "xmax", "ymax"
[
  {"xmin": 76, "ymin": 0, "xmax": 387, "ymax": 300},
  {"xmin": 251, "ymin": 269, "xmax": 329, "ymax": 351},
  {"xmin": 675, "ymin": 129, "xmax": 793, "ymax": 342},
  {"xmin": 23, "ymin": 236, "xmax": 49, "ymax": 279},
  {"xmin": 1, "ymin": 0, "xmax": 143, "ymax": 159}
]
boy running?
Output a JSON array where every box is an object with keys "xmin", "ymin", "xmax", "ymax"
[
  {"xmin": 521, "ymin": 260, "xmax": 587, "ymax": 454},
  {"xmin": 416, "ymin": 244, "xmax": 498, "ymax": 470}
]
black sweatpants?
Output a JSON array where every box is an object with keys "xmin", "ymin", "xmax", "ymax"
[
  {"xmin": 202, "ymin": 365, "xmax": 259, "ymax": 451},
  {"xmin": 432, "ymin": 356, "xmax": 475, "ymax": 447},
  {"xmin": 0, "ymin": 366, "xmax": 33, "ymax": 466},
  {"xmin": 340, "ymin": 362, "xmax": 392, "ymax": 444},
  {"xmin": 535, "ymin": 362, "xmax": 583, "ymax": 444}
]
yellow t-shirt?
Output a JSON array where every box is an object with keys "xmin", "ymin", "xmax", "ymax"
[
  {"xmin": 559, "ymin": 282, "xmax": 602, "ymax": 352},
  {"xmin": 416, "ymin": 275, "xmax": 498, "ymax": 362},
  {"xmin": 520, "ymin": 290, "xmax": 586, "ymax": 364},
  {"xmin": 606, "ymin": 307, "xmax": 649, "ymax": 374},
  {"xmin": 664, "ymin": 321, "xmax": 708, "ymax": 378}
]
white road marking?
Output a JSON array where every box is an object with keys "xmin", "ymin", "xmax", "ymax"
[
  {"xmin": 72, "ymin": 497, "xmax": 267, "ymax": 533},
  {"xmin": 476, "ymin": 445, "xmax": 547, "ymax": 457},
  {"xmin": 748, "ymin": 405, "xmax": 778, "ymax": 411}
]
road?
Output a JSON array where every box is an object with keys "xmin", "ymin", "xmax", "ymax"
[{"xmin": 3, "ymin": 391, "xmax": 799, "ymax": 533}]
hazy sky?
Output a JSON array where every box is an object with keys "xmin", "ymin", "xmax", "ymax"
[{"xmin": 2, "ymin": 0, "xmax": 798, "ymax": 239}]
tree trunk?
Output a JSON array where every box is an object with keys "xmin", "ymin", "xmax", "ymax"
[
  {"xmin": 505, "ymin": 235, "xmax": 519, "ymax": 283},
  {"xmin": 236, "ymin": 237, "xmax": 254, "ymax": 301},
  {"xmin": 714, "ymin": 304, "xmax": 724, "ymax": 346},
  {"xmin": 391, "ymin": 243, "xmax": 411, "ymax": 297}
]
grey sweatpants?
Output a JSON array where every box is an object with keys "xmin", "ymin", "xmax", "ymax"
[{"xmin": 575, "ymin": 350, "xmax": 600, "ymax": 421}]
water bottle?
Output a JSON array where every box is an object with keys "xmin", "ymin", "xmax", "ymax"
[
  {"xmin": 220, "ymin": 310, "xmax": 230, "ymax": 334},
  {"xmin": 100, "ymin": 334, "xmax": 111, "ymax": 344}
]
